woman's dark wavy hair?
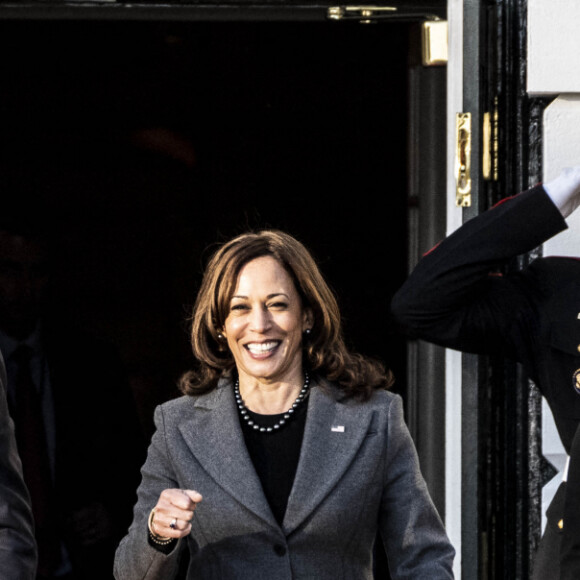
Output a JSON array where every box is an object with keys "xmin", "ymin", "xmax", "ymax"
[{"xmin": 179, "ymin": 230, "xmax": 393, "ymax": 400}]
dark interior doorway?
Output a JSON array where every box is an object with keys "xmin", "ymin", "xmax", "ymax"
[{"xmin": 0, "ymin": 18, "xmax": 410, "ymax": 439}]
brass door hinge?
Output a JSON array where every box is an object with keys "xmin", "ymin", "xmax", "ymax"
[
  {"xmin": 482, "ymin": 97, "xmax": 499, "ymax": 181},
  {"xmin": 422, "ymin": 21, "xmax": 448, "ymax": 66},
  {"xmin": 455, "ymin": 113, "xmax": 472, "ymax": 207}
]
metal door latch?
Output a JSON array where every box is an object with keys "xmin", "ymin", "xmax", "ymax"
[{"xmin": 455, "ymin": 113, "xmax": 472, "ymax": 207}]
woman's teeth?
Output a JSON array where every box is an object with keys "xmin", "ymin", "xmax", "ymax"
[{"xmin": 246, "ymin": 341, "xmax": 279, "ymax": 354}]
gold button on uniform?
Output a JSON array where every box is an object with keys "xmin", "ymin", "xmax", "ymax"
[{"xmin": 558, "ymin": 519, "xmax": 564, "ymax": 530}]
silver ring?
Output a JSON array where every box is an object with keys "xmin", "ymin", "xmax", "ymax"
[{"xmin": 170, "ymin": 518, "xmax": 177, "ymax": 530}]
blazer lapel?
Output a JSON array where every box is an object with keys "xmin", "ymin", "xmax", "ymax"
[
  {"xmin": 178, "ymin": 380, "xmax": 278, "ymax": 529},
  {"xmin": 283, "ymin": 380, "xmax": 374, "ymax": 535}
]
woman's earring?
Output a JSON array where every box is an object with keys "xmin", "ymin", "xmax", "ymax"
[
  {"xmin": 304, "ymin": 329, "xmax": 312, "ymax": 335},
  {"xmin": 216, "ymin": 332, "xmax": 227, "ymax": 351}
]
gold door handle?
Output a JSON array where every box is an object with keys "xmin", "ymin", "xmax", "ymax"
[{"xmin": 455, "ymin": 113, "xmax": 472, "ymax": 207}]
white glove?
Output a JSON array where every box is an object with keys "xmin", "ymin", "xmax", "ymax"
[{"xmin": 543, "ymin": 166, "xmax": 580, "ymax": 218}]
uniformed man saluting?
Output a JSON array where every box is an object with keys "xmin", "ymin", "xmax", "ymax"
[{"xmin": 391, "ymin": 166, "xmax": 580, "ymax": 580}]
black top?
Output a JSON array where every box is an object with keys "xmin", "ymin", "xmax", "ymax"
[{"xmin": 240, "ymin": 400, "xmax": 308, "ymax": 525}]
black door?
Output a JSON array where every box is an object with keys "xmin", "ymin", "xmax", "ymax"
[{"xmin": 0, "ymin": 2, "xmax": 447, "ymax": 577}]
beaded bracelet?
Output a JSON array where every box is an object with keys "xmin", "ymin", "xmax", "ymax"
[{"xmin": 148, "ymin": 508, "xmax": 174, "ymax": 546}]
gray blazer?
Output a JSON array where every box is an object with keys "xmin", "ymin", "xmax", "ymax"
[
  {"xmin": 114, "ymin": 377, "xmax": 454, "ymax": 579},
  {"xmin": 0, "ymin": 352, "xmax": 37, "ymax": 580}
]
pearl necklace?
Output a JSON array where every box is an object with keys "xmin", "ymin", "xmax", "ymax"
[{"xmin": 234, "ymin": 373, "xmax": 310, "ymax": 433}]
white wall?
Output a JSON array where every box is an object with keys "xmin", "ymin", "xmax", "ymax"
[
  {"xmin": 543, "ymin": 96, "xmax": 580, "ymax": 257},
  {"xmin": 528, "ymin": 0, "xmax": 580, "ymax": 95}
]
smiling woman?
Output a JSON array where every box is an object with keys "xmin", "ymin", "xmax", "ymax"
[
  {"xmin": 182, "ymin": 230, "xmax": 389, "ymax": 401},
  {"xmin": 114, "ymin": 229, "xmax": 455, "ymax": 580},
  {"xmin": 222, "ymin": 256, "xmax": 311, "ymax": 408}
]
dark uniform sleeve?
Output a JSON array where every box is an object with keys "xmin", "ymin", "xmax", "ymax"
[
  {"xmin": 0, "ymin": 351, "xmax": 37, "ymax": 579},
  {"xmin": 392, "ymin": 185, "xmax": 580, "ymax": 577},
  {"xmin": 391, "ymin": 185, "xmax": 567, "ymax": 359}
]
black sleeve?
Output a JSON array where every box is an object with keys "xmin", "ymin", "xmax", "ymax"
[
  {"xmin": 390, "ymin": 185, "xmax": 567, "ymax": 358},
  {"xmin": 0, "ymin": 351, "xmax": 38, "ymax": 579}
]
